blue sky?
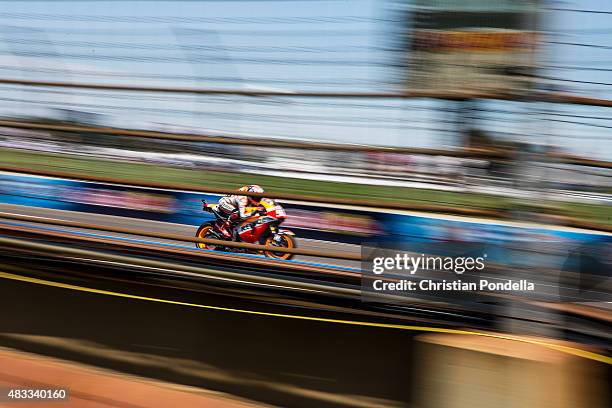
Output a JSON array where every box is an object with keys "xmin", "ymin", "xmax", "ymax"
[{"xmin": 0, "ymin": 0, "xmax": 610, "ymax": 160}]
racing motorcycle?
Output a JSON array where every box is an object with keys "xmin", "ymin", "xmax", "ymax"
[{"xmin": 195, "ymin": 197, "xmax": 297, "ymax": 260}]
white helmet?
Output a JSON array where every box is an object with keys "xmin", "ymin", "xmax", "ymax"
[{"xmin": 239, "ymin": 184, "xmax": 264, "ymax": 204}]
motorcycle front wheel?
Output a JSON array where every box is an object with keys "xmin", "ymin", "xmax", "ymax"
[
  {"xmin": 195, "ymin": 222, "xmax": 217, "ymax": 250},
  {"xmin": 263, "ymin": 234, "xmax": 296, "ymax": 260}
]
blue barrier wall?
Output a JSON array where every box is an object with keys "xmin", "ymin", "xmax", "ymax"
[
  {"xmin": 0, "ymin": 172, "xmax": 382, "ymax": 243},
  {"xmin": 0, "ymin": 172, "xmax": 609, "ymax": 247}
]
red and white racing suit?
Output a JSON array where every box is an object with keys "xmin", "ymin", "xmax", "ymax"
[{"xmin": 216, "ymin": 194, "xmax": 259, "ymax": 238}]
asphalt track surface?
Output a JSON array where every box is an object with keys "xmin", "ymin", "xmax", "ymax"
[
  {"xmin": 1, "ymin": 203, "xmax": 609, "ymax": 306},
  {"xmin": 0, "ymin": 203, "xmax": 362, "ymax": 270}
]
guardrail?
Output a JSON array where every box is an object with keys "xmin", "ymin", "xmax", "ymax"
[
  {"xmin": 1, "ymin": 77, "xmax": 612, "ymax": 107},
  {"xmin": 0, "ymin": 78, "xmax": 534, "ymax": 98},
  {"xmin": 0, "ymin": 235, "xmax": 360, "ymax": 297},
  {"xmin": 0, "ymin": 222, "xmax": 359, "ymax": 279},
  {"xmin": 0, "ymin": 213, "xmax": 589, "ymax": 286},
  {"xmin": 0, "ymin": 118, "xmax": 507, "ymax": 155},
  {"xmin": 0, "ymin": 212, "xmax": 361, "ymax": 260}
]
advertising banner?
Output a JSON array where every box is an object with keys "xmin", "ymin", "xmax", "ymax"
[
  {"xmin": 1, "ymin": 172, "xmax": 609, "ymax": 247},
  {"xmin": 0, "ymin": 173, "xmax": 383, "ymax": 243},
  {"xmin": 405, "ymin": 0, "xmax": 539, "ymax": 94}
]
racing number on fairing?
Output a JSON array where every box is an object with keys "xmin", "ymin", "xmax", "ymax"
[{"xmin": 239, "ymin": 224, "xmax": 253, "ymax": 233}]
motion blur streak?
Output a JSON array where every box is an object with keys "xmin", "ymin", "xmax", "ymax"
[{"xmin": 0, "ymin": 1, "xmax": 610, "ymax": 407}]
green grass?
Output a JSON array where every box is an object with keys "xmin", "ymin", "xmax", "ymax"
[
  {"xmin": 558, "ymin": 202, "xmax": 611, "ymax": 227},
  {"xmin": 1, "ymin": 148, "xmax": 610, "ymax": 226}
]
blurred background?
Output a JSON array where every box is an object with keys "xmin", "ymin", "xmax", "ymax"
[
  {"xmin": 0, "ymin": 1, "xmax": 609, "ymax": 407},
  {"xmin": 0, "ymin": 0, "xmax": 609, "ymax": 219}
]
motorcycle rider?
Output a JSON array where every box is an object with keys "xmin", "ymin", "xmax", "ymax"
[{"xmin": 215, "ymin": 184, "xmax": 266, "ymax": 239}]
